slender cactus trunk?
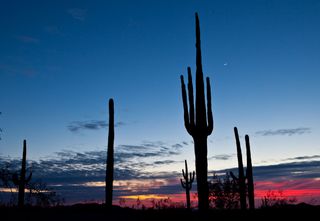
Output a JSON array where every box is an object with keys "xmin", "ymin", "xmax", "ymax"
[
  {"xmin": 105, "ymin": 99, "xmax": 114, "ymax": 209},
  {"xmin": 246, "ymin": 135, "xmax": 255, "ymax": 210},
  {"xmin": 18, "ymin": 140, "xmax": 27, "ymax": 208},
  {"xmin": 234, "ymin": 127, "xmax": 247, "ymax": 210}
]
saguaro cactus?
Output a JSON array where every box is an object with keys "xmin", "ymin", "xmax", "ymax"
[
  {"xmin": 14, "ymin": 140, "xmax": 32, "ymax": 208},
  {"xmin": 180, "ymin": 160, "xmax": 195, "ymax": 210},
  {"xmin": 245, "ymin": 135, "xmax": 255, "ymax": 210},
  {"xmin": 180, "ymin": 13, "xmax": 213, "ymax": 211},
  {"xmin": 234, "ymin": 127, "xmax": 246, "ymax": 210},
  {"xmin": 231, "ymin": 127, "xmax": 255, "ymax": 210},
  {"xmin": 105, "ymin": 98, "xmax": 114, "ymax": 208}
]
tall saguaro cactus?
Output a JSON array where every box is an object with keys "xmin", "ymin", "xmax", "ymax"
[
  {"xmin": 232, "ymin": 127, "xmax": 255, "ymax": 210},
  {"xmin": 180, "ymin": 13, "xmax": 213, "ymax": 211},
  {"xmin": 245, "ymin": 135, "xmax": 255, "ymax": 210},
  {"xmin": 180, "ymin": 160, "xmax": 195, "ymax": 210},
  {"xmin": 234, "ymin": 127, "xmax": 246, "ymax": 210},
  {"xmin": 15, "ymin": 140, "xmax": 32, "ymax": 208},
  {"xmin": 105, "ymin": 98, "xmax": 114, "ymax": 209}
]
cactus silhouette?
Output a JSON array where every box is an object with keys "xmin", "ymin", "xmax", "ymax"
[
  {"xmin": 105, "ymin": 98, "xmax": 114, "ymax": 209},
  {"xmin": 234, "ymin": 127, "xmax": 246, "ymax": 210},
  {"xmin": 231, "ymin": 127, "xmax": 255, "ymax": 210},
  {"xmin": 180, "ymin": 160, "xmax": 195, "ymax": 210},
  {"xmin": 13, "ymin": 139, "xmax": 32, "ymax": 208},
  {"xmin": 245, "ymin": 135, "xmax": 255, "ymax": 210},
  {"xmin": 180, "ymin": 13, "xmax": 213, "ymax": 211}
]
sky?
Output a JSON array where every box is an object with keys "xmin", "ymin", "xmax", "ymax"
[{"xmin": 0, "ymin": 0, "xmax": 320, "ymax": 206}]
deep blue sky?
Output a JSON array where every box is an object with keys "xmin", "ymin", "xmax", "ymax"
[{"xmin": 1, "ymin": 0, "xmax": 320, "ymax": 173}]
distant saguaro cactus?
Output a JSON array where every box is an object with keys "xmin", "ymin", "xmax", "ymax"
[
  {"xmin": 234, "ymin": 127, "xmax": 246, "ymax": 210},
  {"xmin": 105, "ymin": 98, "xmax": 114, "ymax": 209},
  {"xmin": 180, "ymin": 13, "xmax": 213, "ymax": 211},
  {"xmin": 13, "ymin": 140, "xmax": 32, "ymax": 208},
  {"xmin": 245, "ymin": 135, "xmax": 255, "ymax": 210},
  {"xmin": 180, "ymin": 160, "xmax": 195, "ymax": 210},
  {"xmin": 231, "ymin": 127, "xmax": 255, "ymax": 210}
]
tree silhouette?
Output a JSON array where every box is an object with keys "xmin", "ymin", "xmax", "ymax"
[
  {"xmin": 209, "ymin": 172, "xmax": 240, "ymax": 209},
  {"xmin": 180, "ymin": 13, "xmax": 213, "ymax": 211}
]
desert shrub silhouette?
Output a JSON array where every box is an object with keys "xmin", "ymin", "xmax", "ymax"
[{"xmin": 209, "ymin": 172, "xmax": 240, "ymax": 209}]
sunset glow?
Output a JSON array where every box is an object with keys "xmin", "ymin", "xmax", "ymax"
[{"xmin": 1, "ymin": 0, "xmax": 320, "ymax": 209}]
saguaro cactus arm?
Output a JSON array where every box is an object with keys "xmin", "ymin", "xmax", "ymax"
[
  {"xmin": 180, "ymin": 76, "xmax": 192, "ymax": 135},
  {"xmin": 187, "ymin": 67, "xmax": 195, "ymax": 131},
  {"xmin": 206, "ymin": 77, "xmax": 213, "ymax": 135}
]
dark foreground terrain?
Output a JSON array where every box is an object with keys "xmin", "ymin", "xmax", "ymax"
[{"xmin": 1, "ymin": 203, "xmax": 319, "ymax": 221}]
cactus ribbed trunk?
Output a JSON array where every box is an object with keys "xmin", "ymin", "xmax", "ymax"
[
  {"xmin": 180, "ymin": 13, "xmax": 213, "ymax": 211},
  {"xmin": 234, "ymin": 127, "xmax": 247, "ymax": 210},
  {"xmin": 245, "ymin": 135, "xmax": 255, "ymax": 210},
  {"xmin": 105, "ymin": 99, "xmax": 114, "ymax": 209},
  {"xmin": 18, "ymin": 139, "xmax": 27, "ymax": 208},
  {"xmin": 194, "ymin": 136, "xmax": 209, "ymax": 210}
]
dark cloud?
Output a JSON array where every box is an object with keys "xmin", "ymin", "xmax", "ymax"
[
  {"xmin": 212, "ymin": 160, "xmax": 320, "ymax": 181},
  {"xmin": 116, "ymin": 141, "xmax": 182, "ymax": 162},
  {"xmin": 153, "ymin": 160, "xmax": 180, "ymax": 165},
  {"xmin": 2, "ymin": 151, "xmax": 319, "ymax": 204},
  {"xmin": 68, "ymin": 120, "xmax": 125, "ymax": 132},
  {"xmin": 172, "ymin": 144, "xmax": 183, "ymax": 149},
  {"xmin": 67, "ymin": 8, "xmax": 87, "ymax": 21},
  {"xmin": 285, "ymin": 155, "xmax": 320, "ymax": 161},
  {"xmin": 209, "ymin": 154, "xmax": 234, "ymax": 161},
  {"xmin": 255, "ymin": 127, "xmax": 311, "ymax": 136},
  {"xmin": 0, "ymin": 140, "xmax": 183, "ymax": 183}
]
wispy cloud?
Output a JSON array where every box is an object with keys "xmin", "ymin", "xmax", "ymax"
[
  {"xmin": 214, "ymin": 160, "xmax": 320, "ymax": 181},
  {"xmin": 1, "ymin": 152, "xmax": 319, "ymax": 204},
  {"xmin": 67, "ymin": 120, "xmax": 125, "ymax": 132},
  {"xmin": 44, "ymin": 26, "xmax": 64, "ymax": 36},
  {"xmin": 116, "ymin": 141, "xmax": 183, "ymax": 164},
  {"xmin": 15, "ymin": 35, "xmax": 39, "ymax": 44},
  {"xmin": 255, "ymin": 127, "xmax": 311, "ymax": 136},
  {"xmin": 285, "ymin": 155, "xmax": 320, "ymax": 161},
  {"xmin": 0, "ymin": 64, "xmax": 38, "ymax": 77},
  {"xmin": 153, "ymin": 160, "xmax": 181, "ymax": 165},
  {"xmin": 209, "ymin": 154, "xmax": 234, "ymax": 161},
  {"xmin": 67, "ymin": 8, "xmax": 87, "ymax": 21}
]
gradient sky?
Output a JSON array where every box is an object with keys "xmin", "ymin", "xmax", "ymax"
[{"xmin": 1, "ymin": 0, "xmax": 320, "ymax": 205}]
